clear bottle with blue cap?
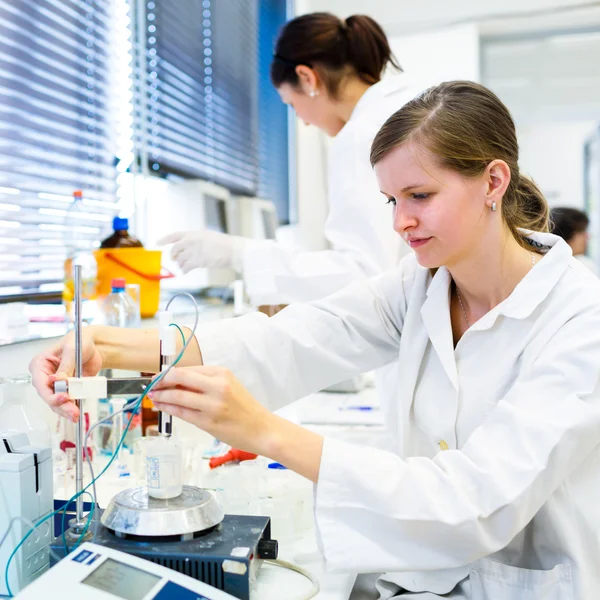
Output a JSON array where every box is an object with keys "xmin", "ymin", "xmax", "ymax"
[{"xmin": 101, "ymin": 277, "xmax": 139, "ymax": 328}]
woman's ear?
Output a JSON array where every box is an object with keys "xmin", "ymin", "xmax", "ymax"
[
  {"xmin": 485, "ymin": 159, "xmax": 511, "ymax": 211},
  {"xmin": 295, "ymin": 65, "xmax": 319, "ymax": 95}
]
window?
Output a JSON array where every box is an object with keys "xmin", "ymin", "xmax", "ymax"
[
  {"xmin": 135, "ymin": 0, "xmax": 290, "ymax": 212},
  {"xmin": 0, "ymin": 0, "xmax": 291, "ymax": 301},
  {"xmin": 257, "ymin": 0, "xmax": 291, "ymax": 223},
  {"xmin": 137, "ymin": 0, "xmax": 259, "ymax": 192},
  {"xmin": 0, "ymin": 0, "xmax": 132, "ymax": 301}
]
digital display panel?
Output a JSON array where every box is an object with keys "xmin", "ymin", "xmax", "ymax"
[{"xmin": 82, "ymin": 558, "xmax": 161, "ymax": 600}]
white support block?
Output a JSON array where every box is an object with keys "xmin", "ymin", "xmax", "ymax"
[{"xmin": 64, "ymin": 376, "xmax": 108, "ymax": 400}]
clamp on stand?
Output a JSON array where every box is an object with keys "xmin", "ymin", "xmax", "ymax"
[{"xmin": 57, "ymin": 266, "xmax": 153, "ymax": 542}]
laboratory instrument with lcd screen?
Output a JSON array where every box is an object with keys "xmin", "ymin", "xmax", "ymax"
[{"xmin": 15, "ymin": 541, "xmax": 241, "ymax": 600}]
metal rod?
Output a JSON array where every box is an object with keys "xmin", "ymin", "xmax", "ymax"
[{"xmin": 74, "ymin": 265, "xmax": 85, "ymax": 528}]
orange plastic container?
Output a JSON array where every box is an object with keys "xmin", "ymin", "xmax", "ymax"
[{"xmin": 94, "ymin": 249, "xmax": 173, "ymax": 318}]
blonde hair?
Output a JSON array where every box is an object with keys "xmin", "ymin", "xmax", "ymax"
[{"xmin": 370, "ymin": 81, "xmax": 549, "ymax": 247}]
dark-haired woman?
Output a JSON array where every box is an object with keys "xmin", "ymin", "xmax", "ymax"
[
  {"xmin": 550, "ymin": 206, "xmax": 598, "ymax": 274},
  {"xmin": 161, "ymin": 13, "xmax": 413, "ymax": 304}
]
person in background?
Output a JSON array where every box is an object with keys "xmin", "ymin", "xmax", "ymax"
[
  {"xmin": 32, "ymin": 81, "xmax": 600, "ymax": 598},
  {"xmin": 550, "ymin": 206, "xmax": 598, "ymax": 274},
  {"xmin": 159, "ymin": 12, "xmax": 413, "ymax": 305}
]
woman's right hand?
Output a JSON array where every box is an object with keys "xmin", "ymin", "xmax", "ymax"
[{"xmin": 29, "ymin": 326, "xmax": 104, "ymax": 421}]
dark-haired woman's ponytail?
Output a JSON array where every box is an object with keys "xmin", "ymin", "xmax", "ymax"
[{"xmin": 344, "ymin": 15, "xmax": 402, "ymax": 84}]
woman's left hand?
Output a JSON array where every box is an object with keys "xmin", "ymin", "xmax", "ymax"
[{"xmin": 148, "ymin": 366, "xmax": 276, "ymax": 456}]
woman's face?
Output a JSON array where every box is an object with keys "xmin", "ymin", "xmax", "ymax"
[
  {"xmin": 277, "ymin": 83, "xmax": 344, "ymax": 137},
  {"xmin": 374, "ymin": 143, "xmax": 497, "ymax": 269},
  {"xmin": 569, "ymin": 229, "xmax": 589, "ymax": 256}
]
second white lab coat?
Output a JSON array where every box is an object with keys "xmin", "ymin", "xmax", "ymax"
[
  {"xmin": 197, "ymin": 231, "xmax": 600, "ymax": 599},
  {"xmin": 242, "ymin": 76, "xmax": 414, "ymax": 305}
]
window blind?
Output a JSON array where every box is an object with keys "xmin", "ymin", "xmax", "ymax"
[
  {"xmin": 139, "ymin": 0, "xmax": 259, "ymax": 193},
  {"xmin": 0, "ymin": 0, "xmax": 128, "ymax": 300}
]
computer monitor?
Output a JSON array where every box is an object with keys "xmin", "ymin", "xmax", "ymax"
[
  {"xmin": 143, "ymin": 179, "xmax": 239, "ymax": 291},
  {"xmin": 233, "ymin": 196, "xmax": 279, "ymax": 241},
  {"xmin": 204, "ymin": 195, "xmax": 229, "ymax": 234},
  {"xmin": 261, "ymin": 207, "xmax": 277, "ymax": 240}
]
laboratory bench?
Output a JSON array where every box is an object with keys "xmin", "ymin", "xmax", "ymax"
[
  {"xmin": 1, "ymin": 295, "xmax": 385, "ymax": 599},
  {"xmin": 48, "ymin": 389, "xmax": 384, "ymax": 600}
]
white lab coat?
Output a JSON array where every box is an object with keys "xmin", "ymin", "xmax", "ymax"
[
  {"xmin": 197, "ymin": 231, "xmax": 600, "ymax": 599},
  {"xmin": 242, "ymin": 76, "xmax": 413, "ymax": 305}
]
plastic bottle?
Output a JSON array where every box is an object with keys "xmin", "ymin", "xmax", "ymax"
[
  {"xmin": 100, "ymin": 216, "xmax": 144, "ymax": 248},
  {"xmin": 63, "ymin": 190, "xmax": 98, "ymax": 322},
  {"xmin": 101, "ymin": 278, "xmax": 139, "ymax": 328}
]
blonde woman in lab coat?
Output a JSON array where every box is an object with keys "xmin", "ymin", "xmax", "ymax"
[
  {"xmin": 32, "ymin": 82, "xmax": 600, "ymax": 599},
  {"xmin": 160, "ymin": 12, "xmax": 413, "ymax": 304}
]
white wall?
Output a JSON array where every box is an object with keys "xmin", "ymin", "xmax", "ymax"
[
  {"xmin": 389, "ymin": 24, "xmax": 481, "ymax": 92},
  {"xmin": 518, "ymin": 121, "xmax": 597, "ymax": 209},
  {"xmin": 304, "ymin": 0, "xmax": 600, "ymax": 37},
  {"xmin": 290, "ymin": 124, "xmax": 330, "ymax": 250},
  {"xmin": 283, "ymin": 0, "xmax": 330, "ymax": 249}
]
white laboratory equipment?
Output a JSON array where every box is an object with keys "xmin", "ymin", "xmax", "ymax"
[
  {"xmin": 46, "ymin": 276, "xmax": 278, "ymax": 600},
  {"xmin": 0, "ymin": 431, "xmax": 53, "ymax": 596},
  {"xmin": 0, "ymin": 375, "xmax": 50, "ymax": 449},
  {"xmin": 3, "ymin": 280, "xmax": 317, "ymax": 598},
  {"xmin": 14, "ymin": 541, "xmax": 239, "ymax": 600},
  {"xmin": 233, "ymin": 196, "xmax": 279, "ymax": 241}
]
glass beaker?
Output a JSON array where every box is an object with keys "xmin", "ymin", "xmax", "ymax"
[{"xmin": 145, "ymin": 436, "xmax": 183, "ymax": 499}]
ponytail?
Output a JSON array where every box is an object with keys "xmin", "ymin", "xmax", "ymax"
[
  {"xmin": 271, "ymin": 12, "xmax": 400, "ymax": 97},
  {"xmin": 344, "ymin": 15, "xmax": 402, "ymax": 85},
  {"xmin": 504, "ymin": 175, "xmax": 549, "ymax": 238}
]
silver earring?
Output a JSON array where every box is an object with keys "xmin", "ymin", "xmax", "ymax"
[
  {"xmin": 309, "ymin": 89, "xmax": 317, "ymax": 98},
  {"xmin": 491, "ymin": 201, "xmax": 497, "ymax": 212}
]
